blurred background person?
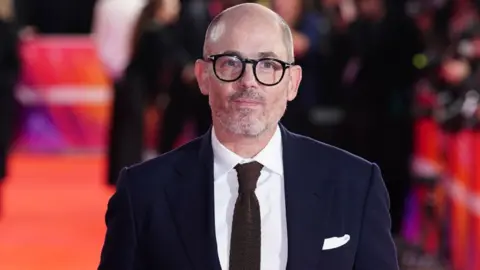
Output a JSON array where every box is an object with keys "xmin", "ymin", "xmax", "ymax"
[
  {"xmin": 106, "ymin": 0, "xmax": 181, "ymax": 186},
  {"xmin": 155, "ymin": 0, "xmax": 212, "ymax": 154},
  {"xmin": 0, "ymin": 0, "xmax": 20, "ymax": 217},
  {"xmin": 156, "ymin": 0, "xmax": 254, "ymax": 154},
  {"xmin": 336, "ymin": 0, "xmax": 422, "ymax": 234},
  {"xmin": 92, "ymin": 0, "xmax": 146, "ymax": 83},
  {"xmin": 273, "ymin": 0, "xmax": 323, "ymax": 137}
]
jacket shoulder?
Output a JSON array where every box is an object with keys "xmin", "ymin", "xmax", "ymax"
[
  {"xmin": 290, "ymin": 132, "xmax": 375, "ymax": 178},
  {"xmin": 121, "ymin": 137, "xmax": 203, "ymax": 190}
]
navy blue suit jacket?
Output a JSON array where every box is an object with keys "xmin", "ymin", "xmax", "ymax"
[{"xmin": 98, "ymin": 126, "xmax": 399, "ymax": 270}]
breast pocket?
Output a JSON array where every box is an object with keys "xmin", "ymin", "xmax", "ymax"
[
  {"xmin": 322, "ymin": 234, "xmax": 351, "ymax": 251},
  {"xmin": 318, "ymin": 233, "xmax": 356, "ymax": 269}
]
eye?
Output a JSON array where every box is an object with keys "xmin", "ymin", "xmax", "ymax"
[
  {"xmin": 225, "ymin": 59, "xmax": 238, "ymax": 67},
  {"xmin": 259, "ymin": 60, "xmax": 282, "ymax": 71},
  {"xmin": 218, "ymin": 56, "xmax": 242, "ymax": 69}
]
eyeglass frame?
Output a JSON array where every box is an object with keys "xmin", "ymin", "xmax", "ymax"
[{"xmin": 204, "ymin": 53, "xmax": 295, "ymax": 86}]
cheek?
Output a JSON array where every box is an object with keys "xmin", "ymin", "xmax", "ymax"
[
  {"xmin": 266, "ymin": 89, "xmax": 289, "ymax": 112},
  {"xmin": 209, "ymin": 83, "xmax": 231, "ymax": 107}
]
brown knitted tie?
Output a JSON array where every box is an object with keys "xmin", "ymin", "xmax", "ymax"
[{"xmin": 229, "ymin": 161, "xmax": 263, "ymax": 270}]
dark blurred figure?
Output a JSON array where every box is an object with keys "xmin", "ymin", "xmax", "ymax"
[
  {"xmin": 273, "ymin": 0, "xmax": 323, "ymax": 137},
  {"xmin": 157, "ymin": 0, "xmax": 252, "ymax": 153},
  {"xmin": 0, "ymin": 0, "xmax": 20, "ymax": 216},
  {"xmin": 107, "ymin": 0, "xmax": 181, "ymax": 186},
  {"xmin": 156, "ymin": 0, "xmax": 210, "ymax": 154},
  {"xmin": 311, "ymin": 0, "xmax": 361, "ymax": 146},
  {"xmin": 338, "ymin": 0, "xmax": 422, "ymax": 234},
  {"xmin": 315, "ymin": 0, "xmax": 359, "ymax": 95}
]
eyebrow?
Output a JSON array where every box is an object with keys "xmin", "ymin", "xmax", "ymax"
[
  {"xmin": 222, "ymin": 50, "xmax": 243, "ymax": 57},
  {"xmin": 258, "ymin": 51, "xmax": 279, "ymax": 58},
  {"xmin": 220, "ymin": 50, "xmax": 279, "ymax": 59}
]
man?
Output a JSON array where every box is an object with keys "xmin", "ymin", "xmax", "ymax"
[{"xmin": 98, "ymin": 3, "xmax": 398, "ymax": 270}]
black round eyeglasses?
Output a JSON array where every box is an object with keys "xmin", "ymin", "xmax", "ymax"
[{"xmin": 205, "ymin": 53, "xmax": 294, "ymax": 86}]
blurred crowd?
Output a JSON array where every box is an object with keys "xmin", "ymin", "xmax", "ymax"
[{"xmin": 2, "ymin": 0, "xmax": 480, "ymax": 250}]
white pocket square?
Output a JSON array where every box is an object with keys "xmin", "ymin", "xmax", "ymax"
[{"xmin": 322, "ymin": 234, "xmax": 350, "ymax": 250}]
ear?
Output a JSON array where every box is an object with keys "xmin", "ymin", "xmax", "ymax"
[
  {"xmin": 286, "ymin": 65, "xmax": 302, "ymax": 101},
  {"xmin": 195, "ymin": 59, "xmax": 209, "ymax": 96}
]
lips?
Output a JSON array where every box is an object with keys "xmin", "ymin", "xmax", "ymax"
[{"xmin": 232, "ymin": 99, "xmax": 262, "ymax": 105}]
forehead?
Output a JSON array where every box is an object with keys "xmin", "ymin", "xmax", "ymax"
[{"xmin": 209, "ymin": 15, "xmax": 288, "ymax": 60}]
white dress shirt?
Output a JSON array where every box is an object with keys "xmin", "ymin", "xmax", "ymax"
[
  {"xmin": 212, "ymin": 126, "xmax": 288, "ymax": 269},
  {"xmin": 91, "ymin": 0, "xmax": 145, "ymax": 79}
]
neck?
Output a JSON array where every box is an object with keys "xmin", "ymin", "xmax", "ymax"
[{"xmin": 213, "ymin": 124, "xmax": 277, "ymax": 158}]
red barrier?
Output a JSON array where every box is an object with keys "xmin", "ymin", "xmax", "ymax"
[
  {"xmin": 469, "ymin": 130, "xmax": 480, "ymax": 269},
  {"xmin": 408, "ymin": 116, "xmax": 443, "ymax": 249},
  {"xmin": 445, "ymin": 129, "xmax": 474, "ymax": 270}
]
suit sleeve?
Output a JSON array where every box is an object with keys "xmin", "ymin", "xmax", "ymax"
[
  {"xmin": 98, "ymin": 168, "xmax": 137, "ymax": 270},
  {"xmin": 354, "ymin": 164, "xmax": 399, "ymax": 270}
]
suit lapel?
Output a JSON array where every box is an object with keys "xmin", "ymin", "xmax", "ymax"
[
  {"xmin": 164, "ymin": 130, "xmax": 222, "ymax": 270},
  {"xmin": 281, "ymin": 126, "xmax": 337, "ymax": 269}
]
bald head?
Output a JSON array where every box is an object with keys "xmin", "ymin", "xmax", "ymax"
[{"xmin": 203, "ymin": 3, "xmax": 294, "ymax": 62}]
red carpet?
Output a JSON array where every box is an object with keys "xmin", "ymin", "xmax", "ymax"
[{"xmin": 0, "ymin": 153, "xmax": 113, "ymax": 270}]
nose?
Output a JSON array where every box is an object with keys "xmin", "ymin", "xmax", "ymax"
[{"xmin": 238, "ymin": 63, "xmax": 258, "ymax": 88}]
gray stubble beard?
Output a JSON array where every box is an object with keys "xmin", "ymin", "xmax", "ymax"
[{"xmin": 215, "ymin": 107, "xmax": 269, "ymax": 137}]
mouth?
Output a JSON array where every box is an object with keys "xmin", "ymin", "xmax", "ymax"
[{"xmin": 232, "ymin": 99, "xmax": 263, "ymax": 106}]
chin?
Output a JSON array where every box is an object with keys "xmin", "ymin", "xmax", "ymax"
[
  {"xmin": 231, "ymin": 121, "xmax": 268, "ymax": 137},
  {"xmin": 216, "ymin": 110, "xmax": 270, "ymax": 136}
]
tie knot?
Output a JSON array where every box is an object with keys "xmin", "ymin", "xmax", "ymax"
[{"xmin": 234, "ymin": 161, "xmax": 263, "ymax": 192}]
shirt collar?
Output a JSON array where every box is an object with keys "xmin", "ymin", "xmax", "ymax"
[{"xmin": 211, "ymin": 126, "xmax": 283, "ymax": 179}]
